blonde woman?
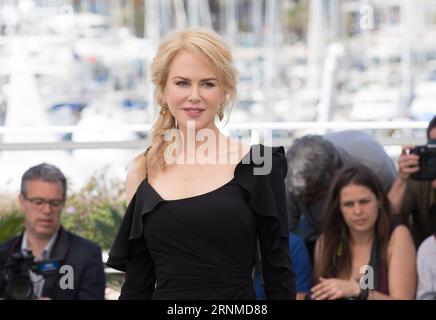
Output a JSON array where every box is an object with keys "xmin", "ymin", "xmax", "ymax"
[{"xmin": 107, "ymin": 27, "xmax": 295, "ymax": 300}]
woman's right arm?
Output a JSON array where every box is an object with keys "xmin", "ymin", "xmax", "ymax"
[
  {"xmin": 126, "ymin": 162, "xmax": 143, "ymax": 204},
  {"xmin": 311, "ymin": 237, "xmax": 362, "ymax": 300},
  {"xmin": 119, "ymin": 248, "xmax": 156, "ymax": 299},
  {"xmin": 119, "ymin": 160, "xmax": 156, "ymax": 299}
]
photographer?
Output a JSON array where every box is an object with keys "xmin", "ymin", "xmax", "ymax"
[
  {"xmin": 0, "ymin": 163, "xmax": 106, "ymax": 300},
  {"xmin": 389, "ymin": 115, "xmax": 436, "ymax": 246}
]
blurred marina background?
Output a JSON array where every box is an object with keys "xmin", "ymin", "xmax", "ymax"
[{"xmin": 0, "ymin": 0, "xmax": 435, "ymax": 194}]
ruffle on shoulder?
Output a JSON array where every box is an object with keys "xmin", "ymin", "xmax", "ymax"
[
  {"xmin": 234, "ymin": 145, "xmax": 293, "ymax": 296},
  {"xmin": 106, "ymin": 180, "xmax": 163, "ymax": 272}
]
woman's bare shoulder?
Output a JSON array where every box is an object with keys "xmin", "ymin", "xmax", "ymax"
[
  {"xmin": 125, "ymin": 156, "xmax": 146, "ymax": 203},
  {"xmin": 388, "ymin": 224, "xmax": 415, "ymax": 255},
  {"xmin": 390, "ymin": 225, "xmax": 413, "ymax": 243}
]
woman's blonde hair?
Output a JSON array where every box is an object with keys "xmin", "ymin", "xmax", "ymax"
[{"xmin": 135, "ymin": 27, "xmax": 238, "ymax": 179}]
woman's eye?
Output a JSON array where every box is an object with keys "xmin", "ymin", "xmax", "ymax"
[
  {"xmin": 203, "ymin": 82, "xmax": 215, "ymax": 87},
  {"xmin": 176, "ymin": 81, "xmax": 188, "ymax": 86}
]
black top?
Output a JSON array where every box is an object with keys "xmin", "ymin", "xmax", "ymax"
[{"xmin": 107, "ymin": 145, "xmax": 296, "ymax": 300}]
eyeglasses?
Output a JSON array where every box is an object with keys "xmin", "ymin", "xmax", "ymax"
[{"xmin": 23, "ymin": 197, "xmax": 64, "ymax": 210}]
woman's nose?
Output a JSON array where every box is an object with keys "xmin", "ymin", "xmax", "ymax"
[
  {"xmin": 354, "ymin": 204, "xmax": 363, "ymax": 215},
  {"xmin": 188, "ymin": 86, "xmax": 201, "ymax": 102}
]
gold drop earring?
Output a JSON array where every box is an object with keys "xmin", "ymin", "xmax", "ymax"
[
  {"xmin": 218, "ymin": 104, "xmax": 224, "ymax": 122},
  {"xmin": 160, "ymin": 103, "xmax": 168, "ymax": 116}
]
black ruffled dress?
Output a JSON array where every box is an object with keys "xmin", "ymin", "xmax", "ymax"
[{"xmin": 107, "ymin": 145, "xmax": 296, "ymax": 299}]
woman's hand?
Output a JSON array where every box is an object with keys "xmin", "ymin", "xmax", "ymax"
[
  {"xmin": 397, "ymin": 145, "xmax": 419, "ymax": 182},
  {"xmin": 310, "ymin": 277, "xmax": 361, "ymax": 300}
]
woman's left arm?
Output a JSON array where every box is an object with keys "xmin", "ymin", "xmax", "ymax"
[
  {"xmin": 372, "ymin": 225, "xmax": 416, "ymax": 300},
  {"xmin": 259, "ymin": 147, "xmax": 296, "ymax": 299}
]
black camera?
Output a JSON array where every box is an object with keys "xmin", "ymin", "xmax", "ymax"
[
  {"xmin": 0, "ymin": 250, "xmax": 60, "ymax": 300},
  {"xmin": 410, "ymin": 140, "xmax": 436, "ymax": 181}
]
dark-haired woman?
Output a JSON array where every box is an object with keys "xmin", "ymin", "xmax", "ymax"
[{"xmin": 311, "ymin": 165, "xmax": 416, "ymax": 300}]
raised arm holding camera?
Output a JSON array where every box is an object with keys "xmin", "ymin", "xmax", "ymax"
[{"xmin": 388, "ymin": 115, "xmax": 436, "ymax": 246}]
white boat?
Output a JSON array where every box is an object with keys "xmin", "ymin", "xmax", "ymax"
[
  {"xmin": 350, "ymin": 85, "xmax": 401, "ymax": 121},
  {"xmin": 410, "ymin": 80, "xmax": 436, "ymax": 121}
]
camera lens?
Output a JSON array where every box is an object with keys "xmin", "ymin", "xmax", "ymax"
[{"xmin": 7, "ymin": 276, "xmax": 34, "ymax": 300}]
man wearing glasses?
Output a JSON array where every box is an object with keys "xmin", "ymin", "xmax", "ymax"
[{"xmin": 0, "ymin": 163, "xmax": 105, "ymax": 299}]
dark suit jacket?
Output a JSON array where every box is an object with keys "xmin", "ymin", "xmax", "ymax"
[{"xmin": 0, "ymin": 226, "xmax": 106, "ymax": 300}]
